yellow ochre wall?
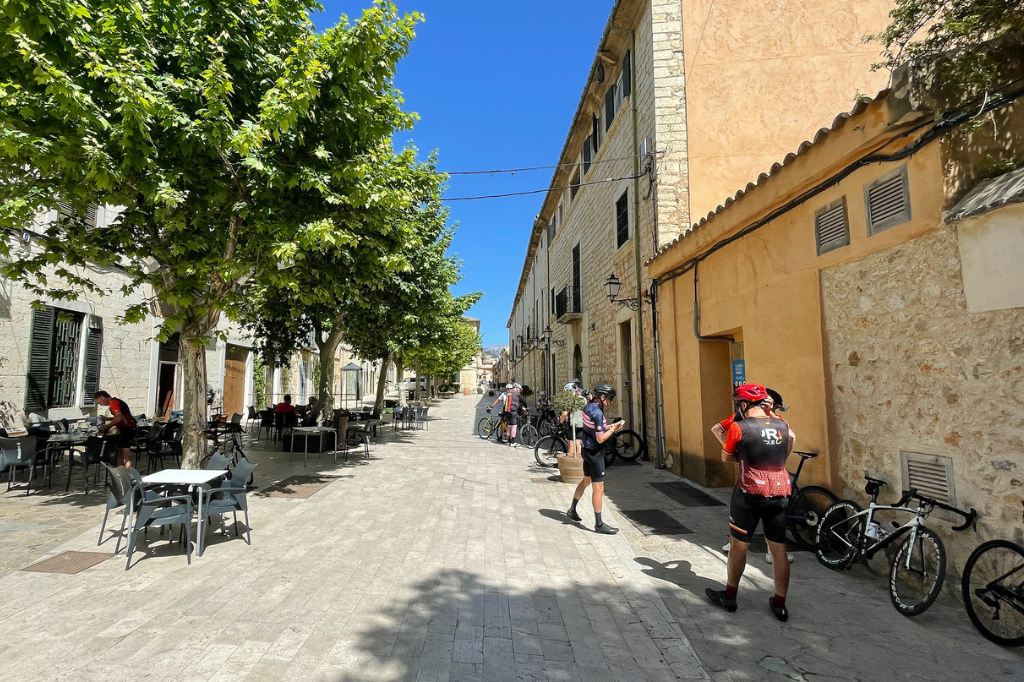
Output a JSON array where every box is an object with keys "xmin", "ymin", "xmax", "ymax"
[
  {"xmin": 651, "ymin": 98, "xmax": 947, "ymax": 488},
  {"xmin": 681, "ymin": 0, "xmax": 894, "ymax": 221}
]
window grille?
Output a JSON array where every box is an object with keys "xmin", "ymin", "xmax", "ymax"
[
  {"xmin": 814, "ymin": 198, "xmax": 849, "ymax": 255},
  {"xmin": 865, "ymin": 166, "xmax": 911, "ymax": 234}
]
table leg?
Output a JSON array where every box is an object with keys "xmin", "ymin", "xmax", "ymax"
[
  {"xmin": 194, "ymin": 483, "xmax": 202, "ymax": 558},
  {"xmin": 303, "ymin": 433, "xmax": 309, "ymax": 469}
]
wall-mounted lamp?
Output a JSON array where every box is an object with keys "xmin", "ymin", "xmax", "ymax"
[
  {"xmin": 543, "ymin": 325, "xmax": 565, "ymax": 348},
  {"xmin": 605, "ymin": 272, "xmax": 640, "ymax": 310}
]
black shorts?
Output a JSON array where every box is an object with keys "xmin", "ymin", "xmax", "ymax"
[
  {"xmin": 503, "ymin": 411, "xmax": 518, "ymax": 426},
  {"xmin": 729, "ymin": 488, "xmax": 789, "ymax": 544},
  {"xmin": 581, "ymin": 449, "xmax": 606, "ymax": 482},
  {"xmin": 116, "ymin": 427, "xmax": 136, "ymax": 449}
]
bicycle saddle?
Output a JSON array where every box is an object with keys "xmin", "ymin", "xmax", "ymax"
[
  {"xmin": 794, "ymin": 450, "xmax": 818, "ymax": 460},
  {"xmin": 863, "ymin": 475, "xmax": 888, "ymax": 486}
]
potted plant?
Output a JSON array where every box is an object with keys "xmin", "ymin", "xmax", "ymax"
[{"xmin": 552, "ymin": 389, "xmax": 587, "ymax": 483}]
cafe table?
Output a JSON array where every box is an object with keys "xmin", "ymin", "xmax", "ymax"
[
  {"xmin": 289, "ymin": 426, "xmax": 337, "ymax": 468},
  {"xmin": 44, "ymin": 432, "xmax": 89, "ymax": 488},
  {"xmin": 142, "ymin": 468, "xmax": 229, "ymax": 551}
]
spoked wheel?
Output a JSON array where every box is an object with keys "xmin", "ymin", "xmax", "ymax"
[
  {"xmin": 534, "ymin": 435, "xmax": 567, "ymax": 468},
  {"xmin": 538, "ymin": 417, "xmax": 558, "ymax": 437},
  {"xmin": 815, "ymin": 500, "xmax": 864, "ymax": 569},
  {"xmin": 787, "ymin": 485, "xmax": 838, "ymax": 550},
  {"xmin": 518, "ymin": 424, "xmax": 540, "ymax": 449},
  {"xmin": 611, "ymin": 429, "xmax": 646, "ymax": 463},
  {"xmin": 962, "ymin": 539, "xmax": 1024, "ymax": 645},
  {"xmin": 477, "ymin": 417, "xmax": 495, "ymax": 440},
  {"xmin": 889, "ymin": 526, "xmax": 946, "ymax": 616}
]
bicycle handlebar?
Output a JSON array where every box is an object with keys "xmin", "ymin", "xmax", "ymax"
[{"xmin": 906, "ymin": 490, "xmax": 977, "ymax": 531}]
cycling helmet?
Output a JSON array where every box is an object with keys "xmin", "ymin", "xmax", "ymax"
[
  {"xmin": 593, "ymin": 383, "xmax": 616, "ymax": 400},
  {"xmin": 733, "ymin": 383, "xmax": 768, "ymax": 404},
  {"xmin": 766, "ymin": 388, "xmax": 786, "ymax": 412}
]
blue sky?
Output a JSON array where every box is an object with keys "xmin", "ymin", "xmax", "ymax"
[{"xmin": 313, "ymin": 1, "xmax": 613, "ymax": 348}]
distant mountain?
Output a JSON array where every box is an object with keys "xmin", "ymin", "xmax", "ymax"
[{"xmin": 483, "ymin": 345, "xmax": 507, "ymax": 357}]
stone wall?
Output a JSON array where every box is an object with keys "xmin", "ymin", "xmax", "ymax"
[{"xmin": 822, "ymin": 222, "xmax": 1024, "ymax": 568}]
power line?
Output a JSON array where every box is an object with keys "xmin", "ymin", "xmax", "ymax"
[
  {"xmin": 442, "ymin": 152, "xmax": 641, "ymax": 176},
  {"xmin": 442, "ymin": 171, "xmax": 645, "ymax": 202}
]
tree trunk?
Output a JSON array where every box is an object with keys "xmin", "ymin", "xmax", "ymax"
[
  {"xmin": 264, "ymin": 363, "xmax": 274, "ymax": 406},
  {"xmin": 415, "ymin": 364, "xmax": 423, "ymax": 402},
  {"xmin": 316, "ymin": 325, "xmax": 344, "ymax": 416},
  {"xmin": 374, "ymin": 352, "xmax": 391, "ymax": 415},
  {"xmin": 394, "ymin": 355, "xmax": 405, "ymax": 406},
  {"xmin": 179, "ymin": 334, "xmax": 209, "ymax": 469}
]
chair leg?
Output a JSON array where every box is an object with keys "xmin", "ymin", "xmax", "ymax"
[
  {"xmin": 98, "ymin": 507, "xmax": 110, "ymax": 546},
  {"xmin": 244, "ymin": 509, "xmax": 252, "ymax": 545},
  {"xmin": 184, "ymin": 522, "xmax": 192, "ymax": 565},
  {"xmin": 125, "ymin": 529, "xmax": 136, "ymax": 570},
  {"xmin": 114, "ymin": 509, "xmax": 128, "ymax": 555},
  {"xmin": 233, "ymin": 510, "xmax": 239, "ymax": 537}
]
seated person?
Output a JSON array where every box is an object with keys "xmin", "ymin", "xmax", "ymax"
[
  {"xmin": 274, "ymin": 394, "xmax": 298, "ymax": 428},
  {"xmin": 301, "ymin": 396, "xmax": 320, "ymax": 426}
]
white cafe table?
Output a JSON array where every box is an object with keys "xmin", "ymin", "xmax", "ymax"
[
  {"xmin": 142, "ymin": 469, "xmax": 229, "ymax": 552},
  {"xmin": 289, "ymin": 426, "xmax": 337, "ymax": 468}
]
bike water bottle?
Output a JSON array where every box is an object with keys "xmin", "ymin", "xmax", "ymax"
[{"xmin": 866, "ymin": 521, "xmax": 883, "ymax": 540}]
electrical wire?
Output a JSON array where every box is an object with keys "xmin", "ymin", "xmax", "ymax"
[
  {"xmin": 442, "ymin": 171, "xmax": 646, "ymax": 202},
  {"xmin": 441, "ymin": 152, "xmax": 642, "ymax": 176}
]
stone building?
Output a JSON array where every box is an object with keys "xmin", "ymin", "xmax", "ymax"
[
  {"xmin": 648, "ymin": 56, "xmax": 1024, "ymax": 566},
  {"xmin": 506, "ymin": 0, "xmax": 892, "ymax": 448}
]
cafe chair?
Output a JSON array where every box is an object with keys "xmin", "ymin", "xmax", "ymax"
[
  {"xmin": 197, "ymin": 458, "xmax": 256, "ymax": 556},
  {"xmin": 245, "ymin": 406, "xmax": 260, "ymax": 432},
  {"xmin": 124, "ymin": 471, "xmax": 194, "ymax": 569},
  {"xmin": 0, "ymin": 436, "xmax": 40, "ymax": 496},
  {"xmin": 98, "ymin": 464, "xmax": 134, "ymax": 553},
  {"xmin": 66, "ymin": 435, "xmax": 114, "ymax": 494}
]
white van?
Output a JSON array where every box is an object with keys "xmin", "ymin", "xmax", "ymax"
[{"xmin": 402, "ymin": 377, "xmax": 428, "ymax": 398}]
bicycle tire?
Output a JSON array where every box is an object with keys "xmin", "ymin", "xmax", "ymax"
[
  {"xmin": 612, "ymin": 429, "xmax": 646, "ymax": 463},
  {"xmin": 518, "ymin": 424, "xmax": 540, "ymax": 448},
  {"xmin": 788, "ymin": 485, "xmax": 838, "ymax": 550},
  {"xmin": 815, "ymin": 500, "xmax": 864, "ymax": 569},
  {"xmin": 534, "ymin": 435, "xmax": 567, "ymax": 468},
  {"xmin": 477, "ymin": 416, "xmax": 495, "ymax": 440},
  {"xmin": 538, "ymin": 417, "xmax": 558, "ymax": 437},
  {"xmin": 961, "ymin": 539, "xmax": 1024, "ymax": 646},
  {"xmin": 889, "ymin": 526, "xmax": 946, "ymax": 616}
]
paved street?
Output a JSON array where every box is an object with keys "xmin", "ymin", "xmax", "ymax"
[{"xmin": 0, "ymin": 396, "xmax": 1020, "ymax": 681}]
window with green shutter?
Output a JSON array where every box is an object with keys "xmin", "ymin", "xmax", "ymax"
[
  {"xmin": 82, "ymin": 315, "xmax": 103, "ymax": 406},
  {"xmin": 24, "ymin": 305, "xmax": 89, "ymax": 413},
  {"xmin": 49, "ymin": 310, "xmax": 84, "ymax": 408},
  {"xmin": 25, "ymin": 307, "xmax": 55, "ymax": 414}
]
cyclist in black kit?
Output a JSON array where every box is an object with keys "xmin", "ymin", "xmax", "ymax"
[{"xmin": 706, "ymin": 383, "xmax": 796, "ymax": 621}]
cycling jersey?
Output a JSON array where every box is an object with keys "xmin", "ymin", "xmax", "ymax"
[
  {"xmin": 723, "ymin": 417, "xmax": 791, "ymax": 497},
  {"xmin": 580, "ymin": 402, "xmax": 606, "ymax": 451}
]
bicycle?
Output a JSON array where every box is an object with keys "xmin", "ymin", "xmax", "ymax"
[
  {"xmin": 200, "ymin": 428, "xmax": 254, "ymax": 486},
  {"xmin": 784, "ymin": 451, "xmax": 838, "ymax": 550},
  {"xmin": 816, "ymin": 474, "xmax": 976, "ymax": 616},
  {"xmin": 534, "ymin": 395, "xmax": 559, "ymax": 437},
  {"xmin": 477, "ymin": 407, "xmax": 535, "ymax": 447},
  {"xmin": 532, "ymin": 426, "xmax": 646, "ymax": 469},
  {"xmin": 961, "ymin": 502, "xmax": 1024, "ymax": 646}
]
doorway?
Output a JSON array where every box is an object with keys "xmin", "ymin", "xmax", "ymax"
[
  {"xmin": 156, "ymin": 362, "xmax": 181, "ymax": 421},
  {"xmin": 223, "ymin": 345, "xmax": 248, "ymax": 416},
  {"xmin": 619, "ymin": 320, "xmax": 634, "ymax": 426}
]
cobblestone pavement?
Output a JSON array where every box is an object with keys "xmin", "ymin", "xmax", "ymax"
[{"xmin": 0, "ymin": 395, "xmax": 1019, "ymax": 681}]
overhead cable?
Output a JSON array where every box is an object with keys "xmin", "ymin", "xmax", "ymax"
[{"xmin": 442, "ymin": 171, "xmax": 645, "ymax": 202}]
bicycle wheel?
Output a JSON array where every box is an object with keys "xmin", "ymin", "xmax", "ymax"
[
  {"xmin": 612, "ymin": 429, "xmax": 646, "ymax": 463},
  {"xmin": 815, "ymin": 500, "xmax": 864, "ymax": 569},
  {"xmin": 477, "ymin": 417, "xmax": 495, "ymax": 440},
  {"xmin": 788, "ymin": 485, "xmax": 838, "ymax": 550},
  {"xmin": 518, "ymin": 424, "xmax": 540, "ymax": 448},
  {"xmin": 889, "ymin": 526, "xmax": 946, "ymax": 616},
  {"xmin": 962, "ymin": 539, "xmax": 1024, "ymax": 646},
  {"xmin": 534, "ymin": 435, "xmax": 567, "ymax": 468},
  {"xmin": 538, "ymin": 417, "xmax": 557, "ymax": 437}
]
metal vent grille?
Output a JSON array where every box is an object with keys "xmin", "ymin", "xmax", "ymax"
[
  {"xmin": 815, "ymin": 198, "xmax": 849, "ymax": 255},
  {"xmin": 900, "ymin": 451, "xmax": 956, "ymax": 506},
  {"xmin": 865, "ymin": 166, "xmax": 911, "ymax": 233}
]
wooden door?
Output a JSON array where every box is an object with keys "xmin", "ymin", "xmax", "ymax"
[{"xmin": 223, "ymin": 346, "xmax": 248, "ymax": 417}]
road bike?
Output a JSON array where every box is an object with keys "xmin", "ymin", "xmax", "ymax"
[
  {"xmin": 477, "ymin": 408, "xmax": 536, "ymax": 447},
  {"xmin": 816, "ymin": 474, "xmax": 975, "ymax": 616},
  {"xmin": 532, "ymin": 427, "xmax": 646, "ymax": 469},
  {"xmin": 534, "ymin": 395, "xmax": 559, "ymax": 437},
  {"xmin": 784, "ymin": 451, "xmax": 838, "ymax": 550},
  {"xmin": 960, "ymin": 502, "xmax": 1024, "ymax": 646}
]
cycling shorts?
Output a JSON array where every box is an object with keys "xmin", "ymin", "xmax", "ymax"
[
  {"xmin": 581, "ymin": 448, "xmax": 606, "ymax": 482},
  {"xmin": 503, "ymin": 411, "xmax": 518, "ymax": 426},
  {"xmin": 729, "ymin": 488, "xmax": 789, "ymax": 544}
]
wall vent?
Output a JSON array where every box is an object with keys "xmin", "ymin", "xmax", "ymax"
[
  {"xmin": 814, "ymin": 198, "xmax": 849, "ymax": 255},
  {"xmin": 865, "ymin": 166, "xmax": 911, "ymax": 234},
  {"xmin": 900, "ymin": 451, "xmax": 956, "ymax": 506}
]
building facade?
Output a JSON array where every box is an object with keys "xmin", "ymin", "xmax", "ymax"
[{"xmin": 506, "ymin": 0, "xmax": 892, "ymax": 449}]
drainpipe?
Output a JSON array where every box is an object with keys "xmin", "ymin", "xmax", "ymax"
[
  {"xmin": 649, "ymin": 280, "xmax": 668, "ymax": 468},
  {"xmin": 612, "ymin": 21, "xmax": 651, "ymax": 457}
]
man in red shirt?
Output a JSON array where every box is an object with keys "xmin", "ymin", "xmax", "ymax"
[
  {"xmin": 94, "ymin": 390, "xmax": 138, "ymax": 468},
  {"xmin": 706, "ymin": 383, "xmax": 796, "ymax": 621}
]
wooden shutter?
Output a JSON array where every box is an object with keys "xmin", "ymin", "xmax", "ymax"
[
  {"xmin": 82, "ymin": 315, "xmax": 103, "ymax": 406},
  {"xmin": 582, "ymin": 136, "xmax": 592, "ymax": 175},
  {"xmin": 605, "ymin": 87, "xmax": 616, "ymax": 130},
  {"xmin": 25, "ymin": 306, "xmax": 54, "ymax": 414},
  {"xmin": 622, "ymin": 51, "xmax": 632, "ymax": 97},
  {"xmin": 865, "ymin": 166, "xmax": 910, "ymax": 234},
  {"xmin": 814, "ymin": 198, "xmax": 849, "ymax": 255}
]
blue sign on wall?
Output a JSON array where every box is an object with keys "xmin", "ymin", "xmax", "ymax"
[{"xmin": 732, "ymin": 359, "xmax": 746, "ymax": 387}]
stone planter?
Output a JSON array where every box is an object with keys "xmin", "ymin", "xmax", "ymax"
[{"xmin": 557, "ymin": 455, "xmax": 584, "ymax": 484}]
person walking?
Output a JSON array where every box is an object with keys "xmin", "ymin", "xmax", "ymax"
[
  {"xmin": 566, "ymin": 383, "xmax": 624, "ymax": 535},
  {"xmin": 706, "ymin": 383, "xmax": 796, "ymax": 621},
  {"xmin": 94, "ymin": 390, "xmax": 138, "ymax": 468}
]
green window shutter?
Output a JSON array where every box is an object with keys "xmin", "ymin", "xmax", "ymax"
[
  {"xmin": 605, "ymin": 88, "xmax": 616, "ymax": 130},
  {"xmin": 25, "ymin": 306, "xmax": 54, "ymax": 414},
  {"xmin": 82, "ymin": 315, "xmax": 103, "ymax": 406},
  {"xmin": 622, "ymin": 51, "xmax": 632, "ymax": 97}
]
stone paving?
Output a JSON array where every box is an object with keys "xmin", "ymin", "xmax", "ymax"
[{"xmin": 0, "ymin": 395, "xmax": 1019, "ymax": 681}]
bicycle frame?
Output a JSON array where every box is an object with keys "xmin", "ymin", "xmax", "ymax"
[{"xmin": 856, "ymin": 502, "xmax": 927, "ymax": 563}]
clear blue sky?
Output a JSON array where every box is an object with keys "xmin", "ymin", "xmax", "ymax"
[{"xmin": 313, "ymin": 1, "xmax": 613, "ymax": 348}]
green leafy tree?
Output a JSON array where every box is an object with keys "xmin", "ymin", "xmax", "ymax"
[
  {"xmin": 871, "ymin": 1, "xmax": 1024, "ymax": 91},
  {"xmin": 404, "ymin": 315, "xmax": 482, "ymax": 400},
  {"xmin": 0, "ymin": 0, "xmax": 419, "ymax": 465}
]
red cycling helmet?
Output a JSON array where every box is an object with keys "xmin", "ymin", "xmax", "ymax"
[{"xmin": 733, "ymin": 383, "xmax": 769, "ymax": 404}]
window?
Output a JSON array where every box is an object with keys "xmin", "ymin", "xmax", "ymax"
[
  {"xmin": 615, "ymin": 189, "xmax": 630, "ymax": 248},
  {"xmin": 814, "ymin": 197, "xmax": 850, "ymax": 255},
  {"xmin": 604, "ymin": 51, "xmax": 631, "ymax": 132},
  {"xmin": 571, "ymin": 243, "xmax": 582, "ymax": 312},
  {"xmin": 582, "ymin": 136, "xmax": 593, "ymax": 175},
  {"xmin": 56, "ymin": 202, "xmax": 98, "ymax": 228},
  {"xmin": 605, "ymin": 87, "xmax": 616, "ymax": 131},
  {"xmin": 570, "ymin": 166, "xmax": 581, "ymax": 200},
  {"xmin": 621, "ymin": 50, "xmax": 632, "ymax": 98},
  {"xmin": 25, "ymin": 306, "xmax": 101, "ymax": 412},
  {"xmin": 573, "ymin": 345, "xmax": 584, "ymax": 384},
  {"xmin": 865, "ymin": 166, "xmax": 911, "ymax": 234},
  {"xmin": 547, "ymin": 215, "xmax": 556, "ymax": 244},
  {"xmin": 592, "ymin": 113, "xmax": 601, "ymax": 154}
]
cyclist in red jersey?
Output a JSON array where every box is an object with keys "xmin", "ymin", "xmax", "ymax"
[
  {"xmin": 95, "ymin": 390, "xmax": 138, "ymax": 468},
  {"xmin": 706, "ymin": 383, "xmax": 796, "ymax": 621}
]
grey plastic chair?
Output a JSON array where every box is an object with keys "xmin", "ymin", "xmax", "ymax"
[
  {"xmin": 0, "ymin": 436, "xmax": 40, "ymax": 496},
  {"xmin": 197, "ymin": 458, "xmax": 256, "ymax": 556},
  {"xmin": 206, "ymin": 452, "xmax": 231, "ymax": 470},
  {"xmin": 124, "ymin": 472, "xmax": 194, "ymax": 570},
  {"xmin": 98, "ymin": 464, "xmax": 134, "ymax": 553},
  {"xmin": 66, "ymin": 435, "xmax": 113, "ymax": 494}
]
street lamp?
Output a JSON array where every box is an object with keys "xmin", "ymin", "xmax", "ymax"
[
  {"xmin": 544, "ymin": 325, "xmax": 565, "ymax": 348},
  {"xmin": 605, "ymin": 272, "xmax": 640, "ymax": 310}
]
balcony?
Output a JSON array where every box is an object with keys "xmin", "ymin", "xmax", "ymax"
[{"xmin": 555, "ymin": 286, "xmax": 582, "ymax": 324}]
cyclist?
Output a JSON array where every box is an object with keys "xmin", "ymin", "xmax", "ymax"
[
  {"xmin": 706, "ymin": 383, "xmax": 796, "ymax": 622},
  {"xmin": 487, "ymin": 382, "xmax": 513, "ymax": 444},
  {"xmin": 566, "ymin": 383, "xmax": 624, "ymax": 534}
]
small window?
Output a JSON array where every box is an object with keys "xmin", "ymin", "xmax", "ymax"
[
  {"xmin": 615, "ymin": 190, "xmax": 629, "ymax": 248},
  {"xmin": 582, "ymin": 136, "xmax": 593, "ymax": 175},
  {"xmin": 621, "ymin": 50, "xmax": 632, "ymax": 98},
  {"xmin": 547, "ymin": 217, "xmax": 556, "ymax": 245},
  {"xmin": 814, "ymin": 197, "xmax": 850, "ymax": 255},
  {"xmin": 56, "ymin": 202, "xmax": 98, "ymax": 228},
  {"xmin": 605, "ymin": 87, "xmax": 616, "ymax": 130},
  {"xmin": 570, "ymin": 167, "xmax": 581, "ymax": 200},
  {"xmin": 865, "ymin": 166, "xmax": 911, "ymax": 234},
  {"xmin": 592, "ymin": 114, "xmax": 601, "ymax": 153}
]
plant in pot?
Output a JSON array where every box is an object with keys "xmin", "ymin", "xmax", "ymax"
[{"xmin": 552, "ymin": 389, "xmax": 587, "ymax": 483}]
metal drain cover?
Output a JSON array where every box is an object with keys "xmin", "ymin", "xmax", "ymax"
[{"xmin": 22, "ymin": 551, "xmax": 111, "ymax": 574}]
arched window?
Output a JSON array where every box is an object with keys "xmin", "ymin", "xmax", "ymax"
[{"xmin": 573, "ymin": 345, "xmax": 583, "ymax": 383}]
